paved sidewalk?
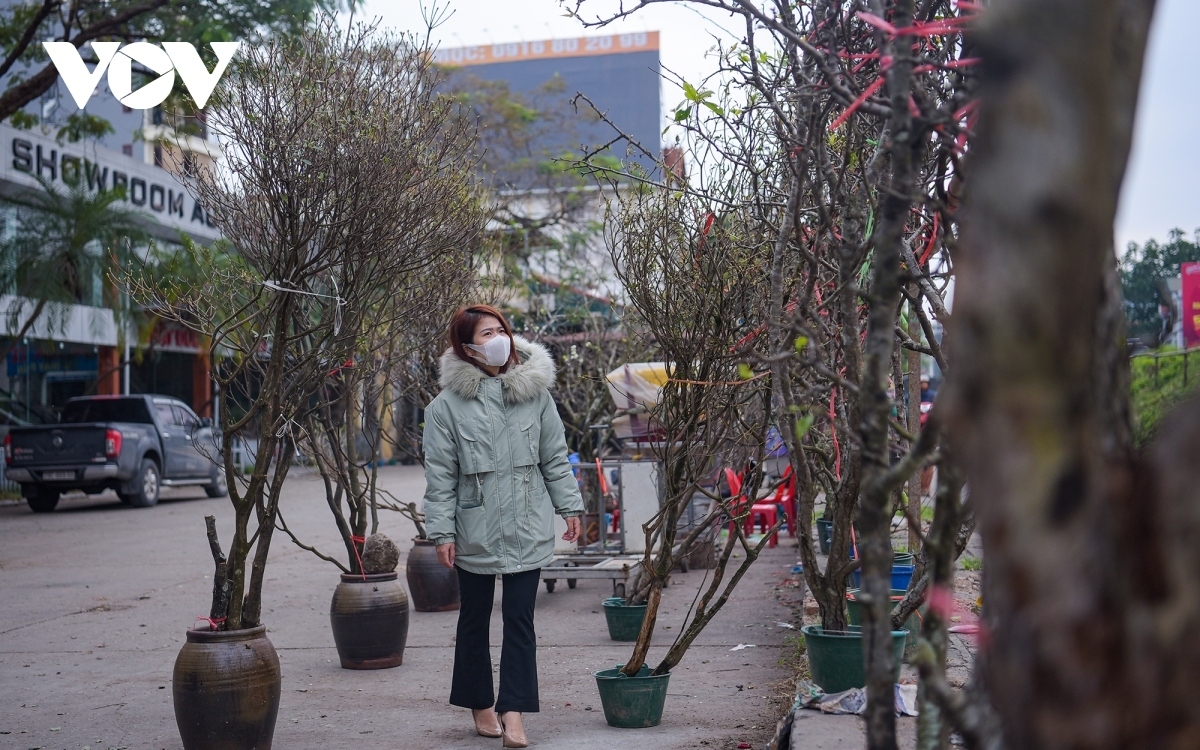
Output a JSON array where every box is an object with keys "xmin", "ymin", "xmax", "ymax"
[{"xmin": 0, "ymin": 464, "xmax": 867, "ymax": 750}]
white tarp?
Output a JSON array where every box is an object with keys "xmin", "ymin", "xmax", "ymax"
[{"xmin": 606, "ymin": 362, "xmax": 670, "ymax": 439}]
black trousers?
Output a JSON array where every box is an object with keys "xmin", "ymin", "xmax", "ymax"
[{"xmin": 450, "ymin": 566, "xmax": 541, "ymax": 713}]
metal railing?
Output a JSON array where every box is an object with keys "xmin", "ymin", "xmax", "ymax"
[{"xmin": 1130, "ymin": 348, "xmax": 1198, "ymax": 387}]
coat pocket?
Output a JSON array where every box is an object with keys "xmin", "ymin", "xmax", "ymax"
[
  {"xmin": 458, "ymin": 471, "xmax": 487, "ymax": 510},
  {"xmin": 457, "ymin": 424, "xmax": 494, "ymax": 510},
  {"xmin": 455, "ymin": 503, "xmax": 489, "ymax": 556},
  {"xmin": 514, "ymin": 419, "xmax": 540, "ymax": 468},
  {"xmin": 523, "ymin": 466, "xmax": 555, "ymax": 543},
  {"xmin": 457, "ymin": 425, "xmax": 495, "ymax": 475}
]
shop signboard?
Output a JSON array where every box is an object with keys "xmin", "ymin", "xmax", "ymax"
[
  {"xmin": 151, "ymin": 321, "xmax": 202, "ymax": 353},
  {"xmin": 1183, "ymin": 262, "xmax": 1200, "ymax": 349},
  {"xmin": 0, "ymin": 123, "xmax": 221, "ymax": 243},
  {"xmin": 6, "ymin": 347, "xmax": 98, "ymax": 379}
]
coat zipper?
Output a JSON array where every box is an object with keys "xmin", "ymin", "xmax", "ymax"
[{"xmin": 524, "ymin": 465, "xmax": 533, "ymax": 530}]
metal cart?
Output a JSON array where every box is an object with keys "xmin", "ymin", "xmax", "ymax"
[
  {"xmin": 542, "ymin": 459, "xmax": 661, "ymax": 594},
  {"xmin": 541, "ymin": 554, "xmax": 643, "ymax": 596}
]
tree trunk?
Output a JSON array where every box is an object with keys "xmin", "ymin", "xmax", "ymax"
[
  {"xmin": 915, "ymin": 461, "xmax": 961, "ymax": 750},
  {"xmin": 620, "ymin": 580, "xmax": 663, "ymax": 676},
  {"xmin": 943, "ymin": 0, "xmax": 1200, "ymax": 746},
  {"xmin": 860, "ymin": 0, "xmax": 922, "ymax": 745},
  {"xmin": 907, "ymin": 290, "xmax": 924, "ymax": 554}
]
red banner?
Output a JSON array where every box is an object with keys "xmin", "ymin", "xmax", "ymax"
[{"xmin": 1182, "ymin": 262, "xmax": 1200, "ymax": 349}]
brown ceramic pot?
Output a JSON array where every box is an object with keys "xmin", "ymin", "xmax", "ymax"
[
  {"xmin": 406, "ymin": 537, "xmax": 460, "ymax": 612},
  {"xmin": 329, "ymin": 572, "xmax": 409, "ymax": 669},
  {"xmin": 173, "ymin": 625, "xmax": 281, "ymax": 750}
]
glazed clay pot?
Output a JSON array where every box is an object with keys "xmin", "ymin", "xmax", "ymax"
[
  {"xmin": 329, "ymin": 572, "xmax": 410, "ymax": 669},
  {"xmin": 406, "ymin": 538, "xmax": 460, "ymax": 612},
  {"xmin": 173, "ymin": 625, "xmax": 281, "ymax": 750}
]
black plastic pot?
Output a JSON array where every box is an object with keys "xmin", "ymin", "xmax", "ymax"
[
  {"xmin": 173, "ymin": 625, "xmax": 281, "ymax": 749},
  {"xmin": 330, "ymin": 572, "xmax": 410, "ymax": 669}
]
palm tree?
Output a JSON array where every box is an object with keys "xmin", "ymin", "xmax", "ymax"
[{"xmin": 0, "ymin": 176, "xmax": 149, "ymax": 365}]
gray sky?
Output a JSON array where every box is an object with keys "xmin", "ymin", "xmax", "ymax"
[
  {"xmin": 1114, "ymin": 0, "xmax": 1200, "ymax": 251},
  {"xmin": 361, "ymin": 0, "xmax": 1199, "ymax": 252}
]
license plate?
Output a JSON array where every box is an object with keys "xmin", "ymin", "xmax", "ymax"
[{"xmin": 43, "ymin": 471, "xmax": 75, "ymax": 481}]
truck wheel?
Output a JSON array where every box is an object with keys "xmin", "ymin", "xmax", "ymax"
[
  {"xmin": 204, "ymin": 468, "xmax": 228, "ymax": 498},
  {"xmin": 123, "ymin": 459, "xmax": 160, "ymax": 508},
  {"xmin": 27, "ymin": 488, "xmax": 60, "ymax": 513}
]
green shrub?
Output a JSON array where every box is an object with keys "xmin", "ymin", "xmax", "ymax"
[{"xmin": 1130, "ymin": 350, "xmax": 1200, "ymax": 447}]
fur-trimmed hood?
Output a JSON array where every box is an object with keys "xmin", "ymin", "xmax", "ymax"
[{"xmin": 438, "ymin": 335, "xmax": 556, "ymax": 403}]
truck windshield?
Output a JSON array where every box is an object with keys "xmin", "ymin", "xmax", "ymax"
[{"xmin": 61, "ymin": 398, "xmax": 154, "ymax": 424}]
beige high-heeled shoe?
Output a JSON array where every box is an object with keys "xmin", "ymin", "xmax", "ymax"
[
  {"xmin": 499, "ymin": 712, "xmax": 528, "ymax": 748},
  {"xmin": 473, "ymin": 708, "xmax": 502, "ymax": 738}
]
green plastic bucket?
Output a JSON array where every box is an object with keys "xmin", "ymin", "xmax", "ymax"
[
  {"xmin": 603, "ymin": 600, "xmax": 647, "ymax": 642},
  {"xmin": 846, "ymin": 589, "xmax": 922, "ymax": 655},
  {"xmin": 816, "ymin": 518, "xmax": 833, "ymax": 555},
  {"xmin": 594, "ymin": 665, "xmax": 671, "ymax": 728},
  {"xmin": 801, "ymin": 624, "xmax": 907, "ymax": 694}
]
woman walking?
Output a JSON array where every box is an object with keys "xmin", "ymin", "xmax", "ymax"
[{"xmin": 423, "ymin": 305, "xmax": 584, "ymax": 748}]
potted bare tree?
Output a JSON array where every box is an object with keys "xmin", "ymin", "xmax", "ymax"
[
  {"xmin": 285, "ymin": 263, "xmax": 483, "ymax": 667},
  {"xmin": 588, "ymin": 185, "xmax": 784, "ymax": 728},
  {"xmin": 124, "ymin": 18, "xmax": 484, "ymax": 747},
  {"xmin": 564, "ymin": 4, "xmax": 977, "ymax": 730},
  {"xmin": 251, "ymin": 23, "xmax": 485, "ymax": 668}
]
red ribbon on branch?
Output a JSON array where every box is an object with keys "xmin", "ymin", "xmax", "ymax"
[
  {"xmin": 328, "ymin": 358, "xmax": 355, "ymax": 377},
  {"xmin": 918, "ymin": 212, "xmax": 941, "ymax": 266},
  {"xmin": 194, "ymin": 615, "xmax": 226, "ymax": 631},
  {"xmin": 351, "ymin": 535, "xmax": 367, "ymax": 580},
  {"xmin": 829, "ymin": 75, "xmax": 886, "ymax": 131},
  {"xmin": 857, "ymin": 11, "xmax": 973, "ymax": 38},
  {"xmin": 730, "ymin": 300, "xmax": 798, "ymax": 351}
]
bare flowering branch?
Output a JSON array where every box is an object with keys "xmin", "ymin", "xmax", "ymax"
[
  {"xmin": 122, "ymin": 17, "xmax": 485, "ymax": 626},
  {"xmin": 568, "ymin": 0, "xmax": 984, "ymax": 746}
]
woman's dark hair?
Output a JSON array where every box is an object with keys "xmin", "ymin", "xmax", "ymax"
[{"xmin": 447, "ymin": 304, "xmax": 520, "ymax": 370}]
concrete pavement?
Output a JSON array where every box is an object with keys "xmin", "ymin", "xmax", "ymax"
[{"xmin": 0, "ymin": 464, "xmax": 876, "ymax": 750}]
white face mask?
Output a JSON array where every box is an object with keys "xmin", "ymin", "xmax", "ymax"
[{"xmin": 466, "ymin": 335, "xmax": 512, "ymax": 367}]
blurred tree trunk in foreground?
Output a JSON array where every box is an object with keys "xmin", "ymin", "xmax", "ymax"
[{"xmin": 946, "ymin": 0, "xmax": 1200, "ymax": 746}]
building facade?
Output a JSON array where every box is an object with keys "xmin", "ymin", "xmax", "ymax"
[
  {"xmin": 1, "ymin": 65, "xmax": 222, "ymax": 424},
  {"xmin": 434, "ymin": 32, "xmax": 662, "ymax": 172}
]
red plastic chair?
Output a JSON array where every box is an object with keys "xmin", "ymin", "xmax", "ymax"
[
  {"xmin": 745, "ymin": 502, "xmax": 780, "ymax": 547},
  {"xmin": 723, "ymin": 467, "xmax": 743, "ymax": 498},
  {"xmin": 724, "ymin": 468, "xmax": 752, "ymax": 535},
  {"xmin": 769, "ymin": 466, "xmax": 797, "ymax": 537}
]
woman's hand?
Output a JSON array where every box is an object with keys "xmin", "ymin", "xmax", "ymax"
[
  {"xmin": 562, "ymin": 515, "xmax": 582, "ymax": 543},
  {"xmin": 436, "ymin": 542, "xmax": 456, "ymax": 569}
]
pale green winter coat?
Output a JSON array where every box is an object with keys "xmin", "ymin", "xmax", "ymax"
[{"xmin": 422, "ymin": 336, "xmax": 584, "ymax": 575}]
